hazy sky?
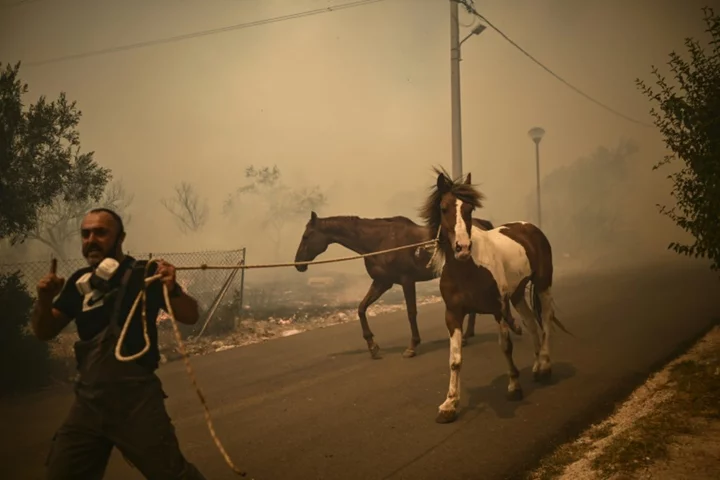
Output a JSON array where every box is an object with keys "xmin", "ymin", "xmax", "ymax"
[{"xmin": 1, "ymin": 0, "xmax": 716, "ymax": 267}]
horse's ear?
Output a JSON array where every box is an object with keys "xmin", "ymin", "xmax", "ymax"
[
  {"xmin": 310, "ymin": 211, "xmax": 318, "ymax": 224},
  {"xmin": 436, "ymin": 173, "xmax": 450, "ymax": 193},
  {"xmin": 465, "ymin": 172, "xmax": 472, "ymax": 185}
]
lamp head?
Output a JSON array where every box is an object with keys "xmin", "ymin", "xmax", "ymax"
[{"xmin": 528, "ymin": 127, "xmax": 546, "ymax": 144}]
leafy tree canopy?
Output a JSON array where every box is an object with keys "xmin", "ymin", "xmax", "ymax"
[
  {"xmin": 636, "ymin": 7, "xmax": 720, "ymax": 271},
  {"xmin": 0, "ymin": 61, "xmax": 110, "ymax": 242}
]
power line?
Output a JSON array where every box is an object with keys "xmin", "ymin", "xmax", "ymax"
[
  {"xmin": 457, "ymin": 0, "xmax": 654, "ymax": 128},
  {"xmin": 23, "ymin": 0, "xmax": 390, "ymax": 67},
  {"xmin": 0, "ymin": 0, "xmax": 47, "ymax": 9}
]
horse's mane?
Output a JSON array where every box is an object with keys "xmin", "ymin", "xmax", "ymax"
[{"xmin": 418, "ymin": 166, "xmax": 486, "ymax": 236}]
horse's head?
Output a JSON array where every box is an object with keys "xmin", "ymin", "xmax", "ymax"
[
  {"xmin": 294, "ymin": 211, "xmax": 330, "ymax": 272},
  {"xmin": 420, "ymin": 168, "xmax": 485, "ymax": 263}
]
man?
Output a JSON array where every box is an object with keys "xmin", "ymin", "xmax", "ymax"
[{"xmin": 31, "ymin": 207, "xmax": 206, "ymax": 479}]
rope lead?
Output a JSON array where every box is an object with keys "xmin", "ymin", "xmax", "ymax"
[{"xmin": 113, "ymin": 237, "xmax": 440, "ymax": 477}]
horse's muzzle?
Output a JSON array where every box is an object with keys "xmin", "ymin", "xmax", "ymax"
[{"xmin": 454, "ymin": 241, "xmax": 472, "ymax": 261}]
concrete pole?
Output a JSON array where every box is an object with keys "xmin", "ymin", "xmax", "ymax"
[
  {"xmin": 534, "ymin": 139, "xmax": 542, "ymax": 229},
  {"xmin": 450, "ymin": 0, "xmax": 463, "ymax": 180}
]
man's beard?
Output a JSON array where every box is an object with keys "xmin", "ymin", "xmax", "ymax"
[{"xmin": 84, "ymin": 245, "xmax": 113, "ymax": 268}]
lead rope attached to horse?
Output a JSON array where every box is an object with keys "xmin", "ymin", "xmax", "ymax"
[
  {"xmin": 424, "ymin": 226, "xmax": 443, "ymax": 269},
  {"xmin": 113, "ymin": 238, "xmax": 440, "ymax": 477}
]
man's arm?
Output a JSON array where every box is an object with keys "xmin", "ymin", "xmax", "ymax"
[
  {"xmin": 30, "ymin": 301, "xmax": 73, "ymax": 341},
  {"xmin": 166, "ymin": 285, "xmax": 200, "ymax": 325},
  {"xmin": 31, "ymin": 263, "xmax": 75, "ymax": 341}
]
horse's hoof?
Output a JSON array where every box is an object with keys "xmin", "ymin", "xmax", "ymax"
[
  {"xmin": 506, "ymin": 388, "xmax": 524, "ymax": 401},
  {"xmin": 534, "ymin": 367, "xmax": 552, "ymax": 383},
  {"xmin": 461, "ymin": 337, "xmax": 468, "ymax": 347},
  {"xmin": 402, "ymin": 348, "xmax": 417, "ymax": 358},
  {"xmin": 369, "ymin": 343, "xmax": 381, "ymax": 360},
  {"xmin": 435, "ymin": 409, "xmax": 457, "ymax": 424}
]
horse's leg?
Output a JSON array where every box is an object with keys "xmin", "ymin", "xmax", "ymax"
[
  {"xmin": 502, "ymin": 296, "xmax": 523, "ymax": 336},
  {"xmin": 462, "ymin": 313, "xmax": 476, "ymax": 347},
  {"xmin": 401, "ymin": 281, "xmax": 421, "ymax": 358},
  {"xmin": 512, "ymin": 293, "xmax": 543, "ymax": 379},
  {"xmin": 536, "ymin": 287, "xmax": 555, "ymax": 382},
  {"xmin": 358, "ymin": 279, "xmax": 392, "ymax": 359},
  {"xmin": 495, "ymin": 311, "xmax": 523, "ymax": 401},
  {"xmin": 436, "ymin": 307, "xmax": 465, "ymax": 423}
]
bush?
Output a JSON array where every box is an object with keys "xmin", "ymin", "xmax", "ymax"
[{"xmin": 0, "ymin": 271, "xmax": 54, "ymax": 396}]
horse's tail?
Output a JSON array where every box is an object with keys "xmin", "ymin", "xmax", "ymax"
[
  {"xmin": 529, "ymin": 282, "xmax": 543, "ymax": 329},
  {"xmin": 529, "ymin": 282, "xmax": 574, "ymax": 337}
]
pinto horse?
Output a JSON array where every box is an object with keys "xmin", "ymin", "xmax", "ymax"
[{"xmin": 419, "ymin": 167, "xmax": 571, "ymax": 424}]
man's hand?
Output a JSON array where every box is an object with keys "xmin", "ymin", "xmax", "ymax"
[
  {"xmin": 155, "ymin": 259, "xmax": 177, "ymax": 291},
  {"xmin": 31, "ymin": 258, "xmax": 72, "ymax": 341},
  {"xmin": 37, "ymin": 258, "xmax": 65, "ymax": 305}
]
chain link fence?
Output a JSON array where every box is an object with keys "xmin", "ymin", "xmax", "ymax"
[
  {"xmin": 0, "ymin": 248, "xmax": 247, "ymax": 389},
  {"xmin": 0, "ymin": 248, "xmax": 247, "ymax": 333}
]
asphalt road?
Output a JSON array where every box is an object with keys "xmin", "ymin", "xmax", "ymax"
[{"xmin": 2, "ymin": 257, "xmax": 719, "ymax": 480}]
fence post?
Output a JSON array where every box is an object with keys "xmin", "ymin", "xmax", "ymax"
[{"xmin": 238, "ymin": 247, "xmax": 246, "ymax": 320}]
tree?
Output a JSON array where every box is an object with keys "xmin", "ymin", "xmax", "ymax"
[
  {"xmin": 0, "ymin": 62, "xmax": 112, "ymax": 393},
  {"xmin": 160, "ymin": 181, "xmax": 209, "ymax": 234},
  {"xmin": 0, "ymin": 270, "xmax": 54, "ymax": 395},
  {"xmin": 0, "ymin": 61, "xmax": 110, "ymax": 242},
  {"xmin": 526, "ymin": 139, "xmax": 639, "ymax": 255},
  {"xmin": 223, "ymin": 165, "xmax": 327, "ymax": 257},
  {"xmin": 636, "ymin": 6, "xmax": 720, "ymax": 272},
  {"xmin": 23, "ymin": 180, "xmax": 134, "ymax": 259}
]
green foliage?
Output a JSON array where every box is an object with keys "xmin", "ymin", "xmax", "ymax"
[
  {"xmin": 0, "ymin": 272, "xmax": 54, "ymax": 396},
  {"xmin": 636, "ymin": 6, "xmax": 720, "ymax": 271},
  {"xmin": 0, "ymin": 62, "xmax": 122, "ymax": 395},
  {"xmin": 0, "ymin": 61, "xmax": 111, "ymax": 242},
  {"xmin": 527, "ymin": 139, "xmax": 638, "ymax": 255}
]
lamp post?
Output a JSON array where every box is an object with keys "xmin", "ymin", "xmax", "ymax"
[
  {"xmin": 528, "ymin": 127, "xmax": 545, "ymax": 229},
  {"xmin": 450, "ymin": 0, "xmax": 487, "ymax": 180}
]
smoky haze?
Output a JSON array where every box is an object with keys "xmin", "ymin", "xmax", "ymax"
[{"xmin": 1, "ymin": 0, "xmax": 714, "ymax": 288}]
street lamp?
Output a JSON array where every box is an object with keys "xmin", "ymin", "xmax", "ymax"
[
  {"xmin": 460, "ymin": 24, "xmax": 487, "ymax": 46},
  {"xmin": 528, "ymin": 127, "xmax": 545, "ymax": 229},
  {"xmin": 450, "ymin": 1, "xmax": 487, "ymax": 181}
]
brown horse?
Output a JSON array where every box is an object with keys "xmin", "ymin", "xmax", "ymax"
[
  {"xmin": 293, "ymin": 211, "xmax": 494, "ymax": 359},
  {"xmin": 419, "ymin": 167, "xmax": 571, "ymax": 424}
]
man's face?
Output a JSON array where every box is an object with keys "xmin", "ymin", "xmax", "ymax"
[{"xmin": 80, "ymin": 211, "xmax": 124, "ymax": 267}]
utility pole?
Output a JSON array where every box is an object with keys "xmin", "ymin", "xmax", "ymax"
[
  {"xmin": 450, "ymin": 0, "xmax": 463, "ymax": 180},
  {"xmin": 534, "ymin": 140, "xmax": 542, "ymax": 229}
]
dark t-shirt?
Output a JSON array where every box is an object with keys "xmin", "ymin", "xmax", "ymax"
[{"xmin": 53, "ymin": 255, "xmax": 167, "ymax": 372}]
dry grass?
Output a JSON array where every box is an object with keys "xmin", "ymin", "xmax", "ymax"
[{"xmin": 527, "ymin": 324, "xmax": 720, "ymax": 480}]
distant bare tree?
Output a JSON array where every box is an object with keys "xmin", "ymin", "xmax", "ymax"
[
  {"xmin": 223, "ymin": 165, "xmax": 327, "ymax": 257},
  {"xmin": 24, "ymin": 180, "xmax": 134, "ymax": 259},
  {"xmin": 160, "ymin": 181, "xmax": 209, "ymax": 234}
]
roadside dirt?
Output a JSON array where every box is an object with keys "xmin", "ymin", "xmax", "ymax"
[{"xmin": 528, "ymin": 324, "xmax": 720, "ymax": 480}]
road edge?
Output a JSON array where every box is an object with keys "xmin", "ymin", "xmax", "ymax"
[{"xmin": 520, "ymin": 319, "xmax": 720, "ymax": 480}]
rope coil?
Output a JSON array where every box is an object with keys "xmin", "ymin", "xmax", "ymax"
[{"xmin": 114, "ymin": 237, "xmax": 440, "ymax": 477}]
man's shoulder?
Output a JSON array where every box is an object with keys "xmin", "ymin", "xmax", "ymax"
[{"xmin": 67, "ymin": 265, "xmax": 92, "ymax": 282}]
